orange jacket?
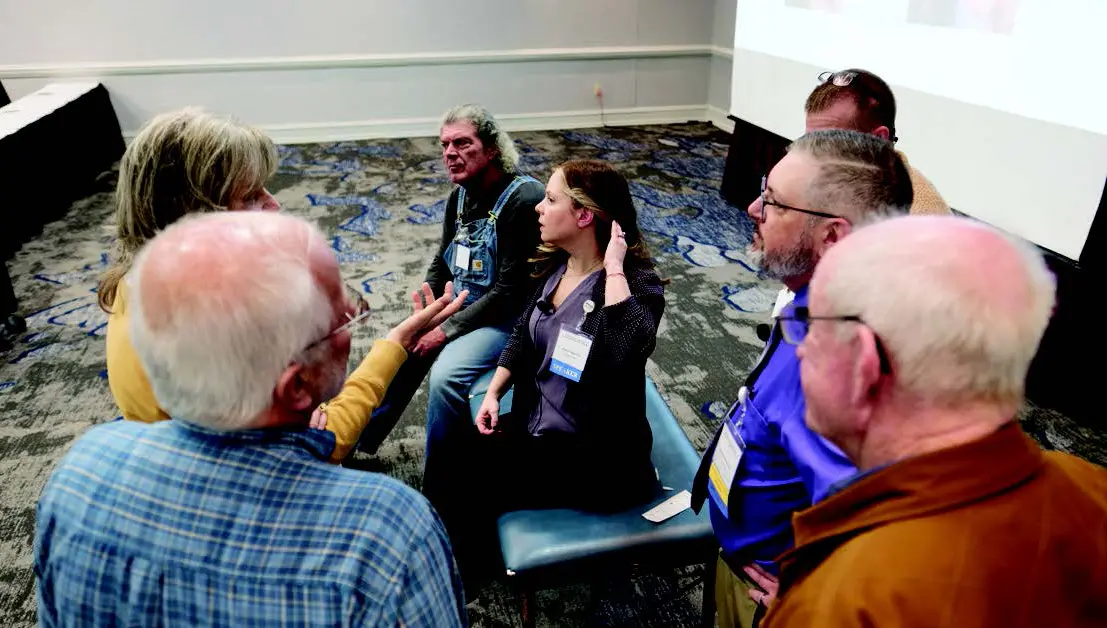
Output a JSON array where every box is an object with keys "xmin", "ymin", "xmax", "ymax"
[{"xmin": 765, "ymin": 423, "xmax": 1107, "ymax": 627}]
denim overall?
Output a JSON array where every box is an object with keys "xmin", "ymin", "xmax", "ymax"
[{"xmin": 443, "ymin": 175, "xmax": 539, "ymax": 307}]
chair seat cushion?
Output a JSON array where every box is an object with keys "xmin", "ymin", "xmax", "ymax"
[
  {"xmin": 493, "ymin": 377, "xmax": 715, "ymax": 575},
  {"xmin": 498, "ymin": 499, "xmax": 713, "ymax": 574}
]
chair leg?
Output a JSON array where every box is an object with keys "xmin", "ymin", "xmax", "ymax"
[
  {"xmin": 701, "ymin": 555, "xmax": 718, "ymax": 628},
  {"xmin": 519, "ymin": 587, "xmax": 537, "ymax": 628}
]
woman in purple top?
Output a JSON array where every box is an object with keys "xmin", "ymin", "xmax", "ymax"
[{"xmin": 472, "ymin": 160, "xmax": 666, "ymax": 512}]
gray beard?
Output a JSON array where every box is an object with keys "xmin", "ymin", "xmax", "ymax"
[{"xmin": 750, "ymin": 231, "xmax": 818, "ymax": 282}]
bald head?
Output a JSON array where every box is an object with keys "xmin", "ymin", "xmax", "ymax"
[
  {"xmin": 816, "ymin": 215, "xmax": 1055, "ymax": 408},
  {"xmin": 129, "ymin": 212, "xmax": 344, "ymax": 430}
]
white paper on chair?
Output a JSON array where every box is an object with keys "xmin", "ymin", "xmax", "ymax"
[{"xmin": 642, "ymin": 490, "xmax": 691, "ymax": 523}]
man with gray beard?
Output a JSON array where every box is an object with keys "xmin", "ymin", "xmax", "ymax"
[{"xmin": 691, "ymin": 129, "xmax": 914, "ymax": 628}]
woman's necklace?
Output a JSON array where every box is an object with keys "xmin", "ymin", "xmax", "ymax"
[{"xmin": 564, "ymin": 259, "xmax": 603, "ymax": 277}]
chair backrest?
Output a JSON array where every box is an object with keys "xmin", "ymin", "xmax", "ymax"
[{"xmin": 644, "ymin": 378, "xmax": 701, "ymax": 487}]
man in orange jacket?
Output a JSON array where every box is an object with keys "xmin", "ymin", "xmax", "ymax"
[{"xmin": 763, "ymin": 215, "xmax": 1107, "ymax": 627}]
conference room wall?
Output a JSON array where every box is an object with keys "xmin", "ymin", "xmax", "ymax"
[
  {"xmin": 707, "ymin": 0, "xmax": 737, "ymax": 130},
  {"xmin": 0, "ymin": 0, "xmax": 723, "ymax": 143}
]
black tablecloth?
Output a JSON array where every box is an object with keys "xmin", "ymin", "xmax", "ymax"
[{"xmin": 0, "ymin": 82, "xmax": 124, "ymax": 315}]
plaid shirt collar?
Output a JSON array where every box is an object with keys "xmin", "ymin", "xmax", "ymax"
[{"xmin": 170, "ymin": 419, "xmax": 337, "ymax": 461}]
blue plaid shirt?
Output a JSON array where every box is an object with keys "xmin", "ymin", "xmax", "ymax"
[{"xmin": 35, "ymin": 419, "xmax": 466, "ymax": 627}]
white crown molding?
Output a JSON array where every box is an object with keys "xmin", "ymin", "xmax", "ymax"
[
  {"xmin": 1, "ymin": 45, "xmax": 732, "ymax": 79},
  {"xmin": 706, "ymin": 105, "xmax": 735, "ymax": 133},
  {"xmin": 224, "ymin": 105, "xmax": 712, "ymax": 145}
]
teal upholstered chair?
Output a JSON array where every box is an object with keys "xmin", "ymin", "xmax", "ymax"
[{"xmin": 467, "ymin": 371, "xmax": 717, "ymax": 627}]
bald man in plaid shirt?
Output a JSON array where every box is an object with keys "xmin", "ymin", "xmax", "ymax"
[{"xmin": 34, "ymin": 212, "xmax": 468, "ymax": 627}]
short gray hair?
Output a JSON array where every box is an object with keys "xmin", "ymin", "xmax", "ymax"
[
  {"xmin": 789, "ymin": 129, "xmax": 914, "ymax": 223},
  {"xmin": 128, "ymin": 212, "xmax": 334, "ymax": 430},
  {"xmin": 441, "ymin": 104, "xmax": 519, "ymax": 174},
  {"xmin": 821, "ymin": 217, "xmax": 1056, "ymax": 407}
]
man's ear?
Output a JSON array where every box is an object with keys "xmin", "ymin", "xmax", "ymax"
[
  {"xmin": 817, "ymin": 219, "xmax": 852, "ymax": 256},
  {"xmin": 273, "ymin": 364, "xmax": 315, "ymax": 414},
  {"xmin": 872, "ymin": 125, "xmax": 891, "ymax": 141},
  {"xmin": 576, "ymin": 208, "xmax": 595, "ymax": 229},
  {"xmin": 851, "ymin": 326, "xmax": 884, "ymax": 407}
]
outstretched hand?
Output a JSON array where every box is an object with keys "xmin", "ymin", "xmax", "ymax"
[{"xmin": 386, "ymin": 282, "xmax": 468, "ymax": 352}]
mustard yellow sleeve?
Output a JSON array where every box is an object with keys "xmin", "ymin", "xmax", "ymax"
[
  {"xmin": 323, "ymin": 339, "xmax": 408, "ymax": 463},
  {"xmin": 106, "ymin": 282, "xmax": 171, "ymax": 423},
  {"xmin": 907, "ymin": 166, "xmax": 951, "ymax": 216},
  {"xmin": 898, "ymin": 151, "xmax": 951, "ymax": 216}
]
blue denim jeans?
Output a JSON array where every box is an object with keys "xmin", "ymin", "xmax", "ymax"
[
  {"xmin": 358, "ymin": 325, "xmax": 509, "ymax": 456},
  {"xmin": 423, "ymin": 325, "xmax": 510, "ymax": 463}
]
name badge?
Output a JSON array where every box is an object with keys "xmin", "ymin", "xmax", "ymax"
[
  {"xmin": 708, "ymin": 386, "xmax": 748, "ymax": 518},
  {"xmin": 550, "ymin": 325, "xmax": 593, "ymax": 382},
  {"xmin": 454, "ymin": 245, "xmax": 471, "ymax": 272}
]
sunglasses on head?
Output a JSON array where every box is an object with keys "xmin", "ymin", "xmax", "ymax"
[
  {"xmin": 818, "ymin": 70, "xmax": 858, "ymax": 87},
  {"xmin": 816, "ymin": 70, "xmax": 898, "ymax": 143}
]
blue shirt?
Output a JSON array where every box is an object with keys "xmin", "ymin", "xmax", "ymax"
[
  {"xmin": 708, "ymin": 285, "xmax": 856, "ymax": 568},
  {"xmin": 35, "ymin": 419, "xmax": 466, "ymax": 627}
]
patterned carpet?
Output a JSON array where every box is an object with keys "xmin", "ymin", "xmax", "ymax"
[{"xmin": 1, "ymin": 122, "xmax": 1103, "ymax": 627}]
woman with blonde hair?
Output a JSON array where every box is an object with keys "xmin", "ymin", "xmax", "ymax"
[{"xmin": 100, "ymin": 108, "xmax": 281, "ymax": 423}]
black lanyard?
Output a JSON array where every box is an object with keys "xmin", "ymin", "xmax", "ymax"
[{"xmin": 744, "ymin": 321, "xmax": 783, "ymax": 393}]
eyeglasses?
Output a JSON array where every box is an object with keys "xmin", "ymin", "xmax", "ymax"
[
  {"xmin": 776, "ymin": 304, "xmax": 892, "ymax": 374},
  {"xmin": 818, "ymin": 70, "xmax": 858, "ymax": 87},
  {"xmin": 759, "ymin": 176, "xmax": 845, "ymax": 224},
  {"xmin": 302, "ymin": 283, "xmax": 371, "ymax": 353}
]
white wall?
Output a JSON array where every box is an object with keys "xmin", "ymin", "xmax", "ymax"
[
  {"xmin": 0, "ymin": 0, "xmax": 733, "ymax": 142},
  {"xmin": 727, "ymin": 1, "xmax": 1107, "ymax": 260},
  {"xmin": 708, "ymin": 0, "xmax": 737, "ymax": 130}
]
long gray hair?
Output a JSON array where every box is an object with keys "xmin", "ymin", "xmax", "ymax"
[{"xmin": 440, "ymin": 104, "xmax": 519, "ymax": 175}]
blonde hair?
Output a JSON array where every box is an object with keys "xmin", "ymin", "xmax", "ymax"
[{"xmin": 98, "ymin": 108, "xmax": 278, "ymax": 312}]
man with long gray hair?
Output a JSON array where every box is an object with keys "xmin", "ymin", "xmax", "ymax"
[
  {"xmin": 691, "ymin": 129, "xmax": 914, "ymax": 627},
  {"xmin": 35, "ymin": 212, "xmax": 468, "ymax": 626},
  {"xmin": 764, "ymin": 216, "xmax": 1107, "ymax": 626},
  {"xmin": 327, "ymin": 105, "xmax": 543, "ymax": 466}
]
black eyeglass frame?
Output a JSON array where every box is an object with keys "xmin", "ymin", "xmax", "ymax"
[
  {"xmin": 759, "ymin": 176, "xmax": 846, "ymax": 224},
  {"xmin": 776, "ymin": 305, "xmax": 892, "ymax": 374}
]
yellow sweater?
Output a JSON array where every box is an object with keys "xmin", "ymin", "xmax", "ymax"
[
  {"xmin": 105, "ymin": 281, "xmax": 405, "ymax": 463},
  {"xmin": 900, "ymin": 151, "xmax": 951, "ymax": 216}
]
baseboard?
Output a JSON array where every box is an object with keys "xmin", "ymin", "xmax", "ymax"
[
  {"xmin": 255, "ymin": 105, "xmax": 713, "ymax": 145},
  {"xmin": 706, "ymin": 105, "xmax": 735, "ymax": 134}
]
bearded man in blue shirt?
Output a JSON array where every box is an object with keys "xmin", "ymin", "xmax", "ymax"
[{"xmin": 692, "ymin": 129, "xmax": 915, "ymax": 628}]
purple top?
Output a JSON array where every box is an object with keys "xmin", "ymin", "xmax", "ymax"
[{"xmin": 526, "ymin": 264, "xmax": 602, "ymax": 436}]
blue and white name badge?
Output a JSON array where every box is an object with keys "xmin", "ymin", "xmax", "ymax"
[
  {"xmin": 708, "ymin": 386, "xmax": 748, "ymax": 519},
  {"xmin": 550, "ymin": 299, "xmax": 596, "ymax": 382},
  {"xmin": 550, "ymin": 326, "xmax": 593, "ymax": 382}
]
